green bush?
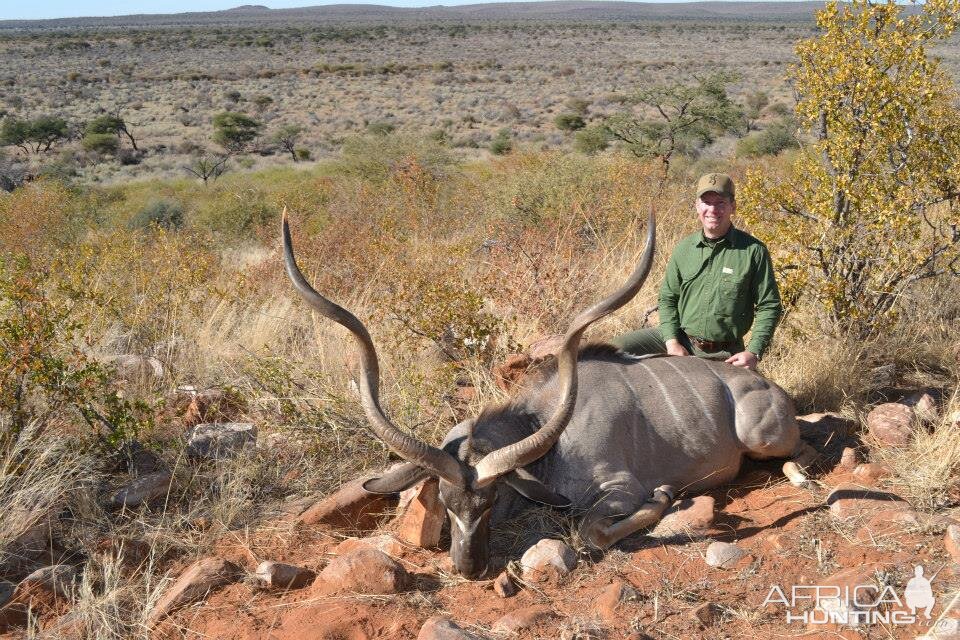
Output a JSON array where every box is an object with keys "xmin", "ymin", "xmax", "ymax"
[
  {"xmin": 212, "ymin": 111, "xmax": 261, "ymax": 152},
  {"xmin": 554, "ymin": 113, "xmax": 586, "ymax": 132},
  {"xmin": 338, "ymin": 133, "xmax": 454, "ymax": 181},
  {"xmin": 489, "ymin": 129, "xmax": 512, "ymax": 155},
  {"xmin": 365, "ymin": 121, "xmax": 395, "ymax": 136},
  {"xmin": 573, "ymin": 125, "xmax": 611, "ymax": 155},
  {"xmin": 735, "ymin": 121, "xmax": 799, "ymax": 158},
  {"xmin": 81, "ymin": 132, "xmax": 119, "ymax": 154},
  {"xmin": 294, "ymin": 147, "xmax": 311, "ymax": 161},
  {"xmin": 129, "ymin": 199, "xmax": 185, "ymax": 231}
]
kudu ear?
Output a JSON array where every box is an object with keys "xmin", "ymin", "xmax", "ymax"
[
  {"xmin": 362, "ymin": 463, "xmax": 432, "ymax": 494},
  {"xmin": 504, "ymin": 468, "xmax": 571, "ymax": 508}
]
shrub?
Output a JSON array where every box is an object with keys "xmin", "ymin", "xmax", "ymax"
[
  {"xmin": 212, "ymin": 111, "xmax": 262, "ymax": 153},
  {"xmin": 294, "ymin": 147, "xmax": 311, "ymax": 161},
  {"xmin": 129, "ymin": 199, "xmax": 185, "ymax": 232},
  {"xmin": 365, "ymin": 121, "xmax": 395, "ymax": 136},
  {"xmin": 338, "ymin": 134, "xmax": 454, "ymax": 182},
  {"xmin": 554, "ymin": 113, "xmax": 586, "ymax": 132},
  {"xmin": 735, "ymin": 121, "xmax": 798, "ymax": 158},
  {"xmin": 573, "ymin": 125, "xmax": 611, "ymax": 155},
  {"xmin": 81, "ymin": 132, "xmax": 120, "ymax": 154},
  {"xmin": 489, "ymin": 129, "xmax": 512, "ymax": 155}
]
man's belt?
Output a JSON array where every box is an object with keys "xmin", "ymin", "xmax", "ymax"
[{"xmin": 688, "ymin": 336, "xmax": 735, "ymax": 353}]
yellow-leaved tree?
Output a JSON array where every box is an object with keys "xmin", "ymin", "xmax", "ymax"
[{"xmin": 740, "ymin": 0, "xmax": 960, "ymax": 337}]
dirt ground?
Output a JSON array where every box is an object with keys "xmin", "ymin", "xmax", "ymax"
[{"xmin": 154, "ymin": 449, "xmax": 960, "ymax": 640}]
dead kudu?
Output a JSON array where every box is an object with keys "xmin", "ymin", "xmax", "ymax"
[{"xmin": 282, "ymin": 208, "xmax": 815, "ymax": 579}]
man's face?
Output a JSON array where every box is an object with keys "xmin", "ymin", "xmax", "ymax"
[{"xmin": 696, "ymin": 191, "xmax": 735, "ymax": 239}]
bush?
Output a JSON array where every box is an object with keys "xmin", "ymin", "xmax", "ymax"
[
  {"xmin": 489, "ymin": 129, "xmax": 512, "ymax": 155},
  {"xmin": 735, "ymin": 121, "xmax": 798, "ymax": 158},
  {"xmin": 81, "ymin": 132, "xmax": 119, "ymax": 154},
  {"xmin": 129, "ymin": 199, "xmax": 185, "ymax": 232},
  {"xmin": 338, "ymin": 134, "xmax": 454, "ymax": 181},
  {"xmin": 212, "ymin": 111, "xmax": 261, "ymax": 152},
  {"xmin": 366, "ymin": 121, "xmax": 395, "ymax": 136},
  {"xmin": 573, "ymin": 125, "xmax": 611, "ymax": 155},
  {"xmin": 554, "ymin": 113, "xmax": 586, "ymax": 132}
]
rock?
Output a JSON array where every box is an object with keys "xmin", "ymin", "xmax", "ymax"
[
  {"xmin": 528, "ymin": 334, "xmax": 565, "ymax": 360},
  {"xmin": 147, "ymin": 557, "xmax": 240, "ymax": 625},
  {"xmin": 520, "ymin": 538, "xmax": 578, "ymax": 581},
  {"xmin": 186, "ymin": 422, "xmax": 256, "ymax": 459},
  {"xmin": 107, "ymin": 354, "xmax": 165, "ymax": 381},
  {"xmin": 417, "ymin": 616, "xmax": 484, "ymax": 640},
  {"xmin": 901, "ymin": 390, "xmax": 938, "ymax": 423},
  {"xmin": 815, "ymin": 565, "xmax": 880, "ymax": 625},
  {"xmin": 5, "ymin": 513, "xmax": 50, "ymax": 564},
  {"xmin": 851, "ymin": 463, "xmax": 891, "ymax": 485},
  {"xmin": 866, "ymin": 403, "xmax": 915, "ymax": 447},
  {"xmin": 334, "ymin": 534, "xmax": 406, "ymax": 558},
  {"xmin": 797, "ymin": 412, "xmax": 857, "ymax": 441},
  {"xmin": 255, "ymin": 561, "xmax": 314, "ymax": 590},
  {"xmin": 183, "ymin": 388, "xmax": 244, "ymax": 428},
  {"xmin": 827, "ymin": 484, "xmax": 910, "ymax": 520},
  {"xmin": 595, "ymin": 579, "xmax": 638, "ymax": 622},
  {"xmin": 761, "ymin": 533, "xmax": 789, "ymax": 552},
  {"xmin": 854, "ymin": 509, "xmax": 921, "ymax": 542},
  {"xmin": 316, "ymin": 549, "xmax": 410, "ymax": 595},
  {"xmin": 20, "ymin": 565, "xmax": 76, "ymax": 598},
  {"xmin": 652, "ymin": 495, "xmax": 715, "ymax": 537},
  {"xmin": 125, "ymin": 441, "xmax": 167, "ymax": 475},
  {"xmin": 0, "ymin": 581, "xmax": 14, "ymax": 608},
  {"xmin": 705, "ymin": 541, "xmax": 748, "ymax": 569},
  {"xmin": 298, "ymin": 478, "xmax": 397, "ymax": 533},
  {"xmin": 839, "ymin": 447, "xmax": 858, "ymax": 470},
  {"xmin": 94, "ymin": 538, "xmax": 152, "ymax": 569},
  {"xmin": 688, "ymin": 602, "xmax": 722, "ymax": 627},
  {"xmin": 107, "ymin": 470, "xmax": 172, "ymax": 509},
  {"xmin": 397, "ymin": 478, "xmax": 444, "ymax": 548},
  {"xmin": 492, "ymin": 353, "xmax": 531, "ymax": 392},
  {"xmin": 492, "ymin": 605, "xmax": 556, "ymax": 634},
  {"xmin": 945, "ymin": 525, "xmax": 960, "ymax": 563},
  {"xmin": 492, "ymin": 571, "xmax": 518, "ymax": 598}
]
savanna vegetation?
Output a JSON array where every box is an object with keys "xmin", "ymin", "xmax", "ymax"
[{"xmin": 0, "ymin": 1, "xmax": 959, "ymax": 637}]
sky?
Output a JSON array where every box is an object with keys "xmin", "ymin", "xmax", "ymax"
[{"xmin": 1, "ymin": 0, "xmax": 816, "ymax": 21}]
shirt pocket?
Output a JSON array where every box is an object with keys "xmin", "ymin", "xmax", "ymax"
[{"xmin": 716, "ymin": 272, "xmax": 747, "ymax": 318}]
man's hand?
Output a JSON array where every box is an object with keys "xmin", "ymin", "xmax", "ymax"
[
  {"xmin": 725, "ymin": 350, "xmax": 758, "ymax": 370},
  {"xmin": 665, "ymin": 339, "xmax": 689, "ymax": 357}
]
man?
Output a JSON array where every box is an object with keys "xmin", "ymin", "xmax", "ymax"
[{"xmin": 612, "ymin": 173, "xmax": 782, "ymax": 371}]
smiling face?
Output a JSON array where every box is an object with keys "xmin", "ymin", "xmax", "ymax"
[{"xmin": 696, "ymin": 191, "xmax": 735, "ymax": 239}]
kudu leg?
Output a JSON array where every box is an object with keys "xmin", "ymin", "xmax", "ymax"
[
  {"xmin": 782, "ymin": 440, "xmax": 818, "ymax": 488},
  {"xmin": 584, "ymin": 485, "xmax": 675, "ymax": 549}
]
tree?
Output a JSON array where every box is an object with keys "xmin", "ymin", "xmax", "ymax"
[
  {"xmin": 740, "ymin": 0, "xmax": 960, "ymax": 337},
  {"xmin": 553, "ymin": 113, "xmax": 586, "ymax": 132},
  {"xmin": 184, "ymin": 154, "xmax": 229, "ymax": 185},
  {"xmin": 81, "ymin": 132, "xmax": 120, "ymax": 155},
  {"xmin": 86, "ymin": 114, "xmax": 138, "ymax": 151},
  {"xmin": 604, "ymin": 72, "xmax": 743, "ymax": 180},
  {"xmin": 212, "ymin": 111, "xmax": 261, "ymax": 153},
  {"xmin": 270, "ymin": 124, "xmax": 303, "ymax": 161},
  {"xmin": 0, "ymin": 116, "xmax": 69, "ymax": 154}
]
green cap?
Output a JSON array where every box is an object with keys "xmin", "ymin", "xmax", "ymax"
[{"xmin": 695, "ymin": 173, "xmax": 735, "ymax": 201}]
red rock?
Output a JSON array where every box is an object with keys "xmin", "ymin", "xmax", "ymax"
[
  {"xmin": 255, "ymin": 561, "xmax": 314, "ymax": 590},
  {"xmin": 297, "ymin": 478, "xmax": 398, "ymax": 533},
  {"xmin": 492, "ymin": 353, "xmax": 531, "ymax": 392},
  {"xmin": 595, "ymin": 579, "xmax": 637, "ymax": 622},
  {"xmin": 854, "ymin": 509, "xmax": 921, "ymax": 543},
  {"xmin": 528, "ymin": 334, "xmax": 565, "ymax": 360},
  {"xmin": 95, "ymin": 538, "xmax": 151, "ymax": 570},
  {"xmin": 867, "ymin": 403, "xmax": 915, "ymax": 447},
  {"xmin": 900, "ymin": 391, "xmax": 938, "ymax": 423},
  {"xmin": 417, "ymin": 616, "xmax": 482, "ymax": 640},
  {"xmin": 839, "ymin": 447, "xmax": 858, "ymax": 470},
  {"xmin": 316, "ymin": 549, "xmax": 410, "ymax": 595},
  {"xmin": 520, "ymin": 538, "xmax": 577, "ymax": 581},
  {"xmin": 397, "ymin": 479, "xmax": 444, "ymax": 548},
  {"xmin": 827, "ymin": 483, "xmax": 910, "ymax": 520},
  {"xmin": 652, "ymin": 495, "xmax": 715, "ymax": 536},
  {"xmin": 945, "ymin": 525, "xmax": 960, "ymax": 563},
  {"xmin": 333, "ymin": 534, "xmax": 406, "ymax": 558},
  {"xmin": 687, "ymin": 602, "xmax": 722, "ymax": 627},
  {"xmin": 814, "ymin": 565, "xmax": 880, "ymax": 620},
  {"xmin": 852, "ymin": 463, "xmax": 891, "ymax": 485},
  {"xmin": 761, "ymin": 533, "xmax": 789, "ymax": 552},
  {"xmin": 147, "ymin": 557, "xmax": 240, "ymax": 625},
  {"xmin": 493, "ymin": 571, "xmax": 518, "ymax": 598},
  {"xmin": 492, "ymin": 605, "xmax": 556, "ymax": 634}
]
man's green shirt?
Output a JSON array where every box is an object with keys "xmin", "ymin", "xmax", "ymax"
[{"xmin": 658, "ymin": 227, "xmax": 783, "ymax": 357}]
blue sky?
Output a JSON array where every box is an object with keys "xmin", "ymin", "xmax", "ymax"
[{"xmin": 2, "ymin": 0, "xmax": 814, "ymax": 21}]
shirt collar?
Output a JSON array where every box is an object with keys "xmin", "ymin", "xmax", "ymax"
[{"xmin": 696, "ymin": 226, "xmax": 736, "ymax": 248}]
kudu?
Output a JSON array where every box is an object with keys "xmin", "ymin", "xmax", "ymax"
[{"xmin": 282, "ymin": 208, "xmax": 814, "ymax": 579}]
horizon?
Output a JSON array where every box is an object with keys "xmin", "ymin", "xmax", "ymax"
[{"xmin": 2, "ymin": 0, "xmax": 820, "ymax": 22}]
